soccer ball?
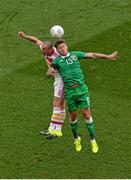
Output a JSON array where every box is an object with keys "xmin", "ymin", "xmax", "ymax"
[{"xmin": 50, "ymin": 25, "xmax": 64, "ymax": 38}]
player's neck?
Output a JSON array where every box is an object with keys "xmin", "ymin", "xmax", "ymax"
[{"xmin": 61, "ymin": 52, "xmax": 70, "ymax": 58}]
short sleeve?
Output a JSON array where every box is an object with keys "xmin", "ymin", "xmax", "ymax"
[{"xmin": 73, "ymin": 51, "xmax": 86, "ymax": 60}]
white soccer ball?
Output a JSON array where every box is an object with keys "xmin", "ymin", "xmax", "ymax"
[{"xmin": 50, "ymin": 25, "xmax": 64, "ymax": 38}]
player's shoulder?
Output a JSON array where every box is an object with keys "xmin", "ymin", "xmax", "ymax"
[
  {"xmin": 55, "ymin": 55, "xmax": 61, "ymax": 60},
  {"xmin": 70, "ymin": 51, "xmax": 85, "ymax": 56},
  {"xmin": 70, "ymin": 51, "xmax": 86, "ymax": 59},
  {"xmin": 52, "ymin": 55, "xmax": 61, "ymax": 63},
  {"xmin": 70, "ymin": 51, "xmax": 85, "ymax": 54}
]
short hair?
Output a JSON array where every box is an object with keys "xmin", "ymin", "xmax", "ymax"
[
  {"xmin": 54, "ymin": 39, "xmax": 66, "ymax": 49},
  {"xmin": 42, "ymin": 41, "xmax": 53, "ymax": 49}
]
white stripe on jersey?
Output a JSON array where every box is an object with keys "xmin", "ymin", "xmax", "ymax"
[
  {"xmin": 39, "ymin": 45, "xmax": 59, "ymax": 63},
  {"xmin": 46, "ymin": 47, "xmax": 59, "ymax": 61},
  {"xmin": 39, "ymin": 46, "xmax": 60, "ymax": 77}
]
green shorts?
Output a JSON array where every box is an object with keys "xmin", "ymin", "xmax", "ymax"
[{"xmin": 64, "ymin": 83, "xmax": 90, "ymax": 112}]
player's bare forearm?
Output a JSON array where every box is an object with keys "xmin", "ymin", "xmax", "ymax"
[
  {"xmin": 86, "ymin": 51, "xmax": 118, "ymax": 61},
  {"xmin": 18, "ymin": 31, "xmax": 43, "ymax": 46}
]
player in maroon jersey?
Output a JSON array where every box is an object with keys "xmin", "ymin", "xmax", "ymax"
[{"xmin": 18, "ymin": 31, "xmax": 65, "ymax": 139}]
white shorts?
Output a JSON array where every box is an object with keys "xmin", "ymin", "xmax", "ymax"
[{"xmin": 54, "ymin": 74, "xmax": 64, "ymax": 98}]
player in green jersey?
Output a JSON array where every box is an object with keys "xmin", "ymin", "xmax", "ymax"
[{"xmin": 48, "ymin": 39, "xmax": 118, "ymax": 152}]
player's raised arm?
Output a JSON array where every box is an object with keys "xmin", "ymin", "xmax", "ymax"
[
  {"xmin": 85, "ymin": 51, "xmax": 118, "ymax": 61},
  {"xmin": 18, "ymin": 31, "xmax": 43, "ymax": 46}
]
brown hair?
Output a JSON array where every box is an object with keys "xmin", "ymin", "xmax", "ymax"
[{"xmin": 54, "ymin": 39, "xmax": 66, "ymax": 49}]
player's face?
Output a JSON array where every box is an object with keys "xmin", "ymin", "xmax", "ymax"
[
  {"xmin": 57, "ymin": 43, "xmax": 68, "ymax": 56},
  {"xmin": 41, "ymin": 45, "xmax": 53, "ymax": 56}
]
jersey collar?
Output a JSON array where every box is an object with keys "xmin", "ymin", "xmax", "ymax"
[{"xmin": 61, "ymin": 52, "xmax": 70, "ymax": 59}]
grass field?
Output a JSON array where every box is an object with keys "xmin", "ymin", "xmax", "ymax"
[{"xmin": 0, "ymin": 0, "xmax": 131, "ymax": 178}]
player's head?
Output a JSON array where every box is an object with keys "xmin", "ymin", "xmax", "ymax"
[
  {"xmin": 55, "ymin": 39, "xmax": 68, "ymax": 56},
  {"xmin": 40, "ymin": 41, "xmax": 53, "ymax": 56}
]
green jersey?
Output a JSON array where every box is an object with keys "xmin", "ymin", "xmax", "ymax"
[{"xmin": 52, "ymin": 51, "xmax": 86, "ymax": 87}]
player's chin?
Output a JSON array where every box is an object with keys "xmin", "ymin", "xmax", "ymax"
[{"xmin": 61, "ymin": 51, "xmax": 67, "ymax": 56}]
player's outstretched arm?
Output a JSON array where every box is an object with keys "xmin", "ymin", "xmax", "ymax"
[
  {"xmin": 18, "ymin": 31, "xmax": 43, "ymax": 46},
  {"xmin": 86, "ymin": 51, "xmax": 118, "ymax": 61}
]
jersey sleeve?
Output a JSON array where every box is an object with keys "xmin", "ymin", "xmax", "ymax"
[{"xmin": 73, "ymin": 51, "xmax": 87, "ymax": 60}]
